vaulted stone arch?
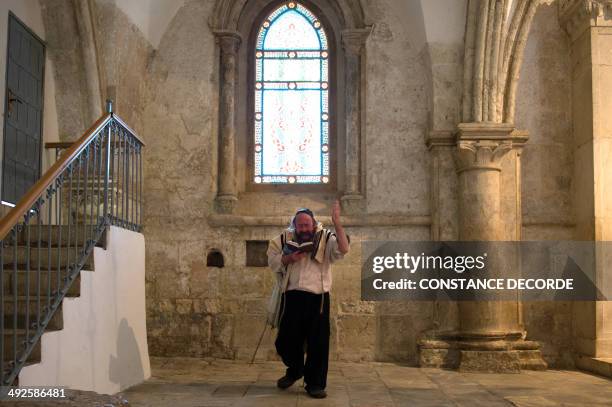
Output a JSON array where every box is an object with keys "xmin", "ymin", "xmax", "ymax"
[{"xmin": 462, "ymin": 0, "xmax": 541, "ymax": 124}]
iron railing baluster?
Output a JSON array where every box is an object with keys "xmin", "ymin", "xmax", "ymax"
[
  {"xmin": 74, "ymin": 156, "xmax": 81, "ymax": 270},
  {"xmin": 90, "ymin": 140, "xmax": 96, "ymax": 248},
  {"xmin": 104, "ymin": 125, "xmax": 111, "ymax": 226},
  {"xmin": 83, "ymin": 146, "xmax": 90, "ymax": 254},
  {"xmin": 0, "ymin": 235, "xmax": 4, "ymax": 384},
  {"xmin": 25, "ymin": 218, "xmax": 31, "ymax": 347},
  {"xmin": 111, "ymin": 124, "xmax": 116, "ymax": 222},
  {"xmin": 12, "ymin": 230, "xmax": 18, "ymax": 370},
  {"xmin": 57, "ymin": 181, "xmax": 62, "ymax": 296},
  {"xmin": 128, "ymin": 138, "xmax": 134, "ymax": 229},
  {"xmin": 120, "ymin": 130, "xmax": 125, "ymax": 227},
  {"xmin": 67, "ymin": 164, "xmax": 73, "ymax": 286},
  {"xmin": 36, "ymin": 202, "xmax": 42, "ymax": 332},
  {"xmin": 47, "ymin": 192, "xmax": 52, "ymax": 313},
  {"xmin": 124, "ymin": 130, "xmax": 128, "ymax": 228},
  {"xmin": 97, "ymin": 131, "xmax": 103, "ymax": 232}
]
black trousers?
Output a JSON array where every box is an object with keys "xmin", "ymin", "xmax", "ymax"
[{"xmin": 275, "ymin": 289, "xmax": 330, "ymax": 390}]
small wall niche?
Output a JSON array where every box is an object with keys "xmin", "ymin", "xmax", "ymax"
[
  {"xmin": 207, "ymin": 249, "xmax": 225, "ymax": 268},
  {"xmin": 246, "ymin": 240, "xmax": 269, "ymax": 267}
]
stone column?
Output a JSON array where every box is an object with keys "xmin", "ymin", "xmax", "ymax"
[
  {"xmin": 340, "ymin": 29, "xmax": 369, "ymax": 214},
  {"xmin": 214, "ymin": 30, "xmax": 241, "ymax": 214},
  {"xmin": 419, "ymin": 123, "xmax": 546, "ymax": 372},
  {"xmin": 452, "ymin": 123, "xmax": 543, "ymax": 372},
  {"xmin": 560, "ymin": 0, "xmax": 612, "ymax": 375},
  {"xmin": 455, "ymin": 123, "xmax": 518, "ymax": 333}
]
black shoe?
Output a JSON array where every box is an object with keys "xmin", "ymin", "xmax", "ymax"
[
  {"xmin": 305, "ymin": 386, "xmax": 327, "ymax": 398},
  {"xmin": 277, "ymin": 374, "xmax": 301, "ymax": 389}
]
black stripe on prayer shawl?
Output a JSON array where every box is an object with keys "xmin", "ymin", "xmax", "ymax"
[{"xmin": 310, "ymin": 229, "xmax": 331, "ymax": 261}]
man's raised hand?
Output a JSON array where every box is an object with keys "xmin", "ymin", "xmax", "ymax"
[{"xmin": 332, "ymin": 199, "xmax": 341, "ymax": 226}]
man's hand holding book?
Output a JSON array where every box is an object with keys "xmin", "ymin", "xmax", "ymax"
[{"xmin": 281, "ymin": 250, "xmax": 308, "ymax": 266}]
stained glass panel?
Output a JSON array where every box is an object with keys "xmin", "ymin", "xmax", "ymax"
[
  {"xmin": 254, "ymin": 2, "xmax": 329, "ymax": 184},
  {"xmin": 262, "ymin": 90, "xmax": 321, "ymax": 175},
  {"xmin": 263, "ymin": 11, "xmax": 320, "ymax": 50},
  {"xmin": 263, "ymin": 59, "xmax": 321, "ymax": 82}
]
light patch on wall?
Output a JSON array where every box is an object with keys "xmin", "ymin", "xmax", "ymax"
[
  {"xmin": 420, "ymin": 0, "xmax": 467, "ymax": 44},
  {"xmin": 114, "ymin": 0, "xmax": 186, "ymax": 48}
]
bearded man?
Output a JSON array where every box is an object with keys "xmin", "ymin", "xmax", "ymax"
[{"xmin": 266, "ymin": 200, "xmax": 350, "ymax": 399}]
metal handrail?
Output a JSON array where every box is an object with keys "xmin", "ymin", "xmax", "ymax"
[
  {"xmin": 0, "ymin": 114, "xmax": 111, "ymax": 241},
  {"xmin": 0, "ymin": 101, "xmax": 144, "ymax": 387}
]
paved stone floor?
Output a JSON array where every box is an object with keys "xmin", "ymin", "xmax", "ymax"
[
  {"xmin": 4, "ymin": 357, "xmax": 611, "ymax": 406},
  {"xmin": 120, "ymin": 357, "xmax": 612, "ymax": 407}
]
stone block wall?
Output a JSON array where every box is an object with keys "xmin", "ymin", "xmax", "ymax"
[{"xmin": 515, "ymin": 3, "xmax": 575, "ymax": 368}]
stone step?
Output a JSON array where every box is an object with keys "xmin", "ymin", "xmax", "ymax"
[
  {"xmin": 1, "ymin": 329, "xmax": 46, "ymax": 362},
  {"xmin": 3, "ymin": 270, "xmax": 81, "ymax": 297},
  {"xmin": 12, "ymin": 225, "xmax": 106, "ymax": 248},
  {"xmin": 2, "ymin": 296, "xmax": 77, "ymax": 322},
  {"xmin": 3, "ymin": 307, "xmax": 63, "ymax": 331},
  {"xmin": 2, "ymin": 246, "xmax": 93, "ymax": 271}
]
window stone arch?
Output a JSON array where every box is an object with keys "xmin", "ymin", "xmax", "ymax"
[{"xmin": 210, "ymin": 0, "xmax": 370, "ymax": 215}]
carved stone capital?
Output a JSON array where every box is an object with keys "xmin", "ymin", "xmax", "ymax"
[
  {"xmin": 341, "ymin": 28, "xmax": 371, "ymax": 56},
  {"xmin": 559, "ymin": 0, "xmax": 612, "ymax": 41},
  {"xmin": 213, "ymin": 30, "xmax": 242, "ymax": 54},
  {"xmin": 455, "ymin": 140, "xmax": 512, "ymax": 172},
  {"xmin": 454, "ymin": 123, "xmax": 527, "ymax": 173}
]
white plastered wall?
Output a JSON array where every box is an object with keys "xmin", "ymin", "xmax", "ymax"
[{"xmin": 19, "ymin": 226, "xmax": 151, "ymax": 395}]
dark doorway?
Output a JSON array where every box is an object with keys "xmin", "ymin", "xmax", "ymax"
[{"xmin": 2, "ymin": 12, "xmax": 45, "ymax": 205}]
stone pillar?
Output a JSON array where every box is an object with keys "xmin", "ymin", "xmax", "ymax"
[
  {"xmin": 419, "ymin": 123, "xmax": 546, "ymax": 372},
  {"xmin": 560, "ymin": 0, "xmax": 612, "ymax": 375},
  {"xmin": 214, "ymin": 30, "xmax": 241, "ymax": 214},
  {"xmin": 340, "ymin": 29, "xmax": 369, "ymax": 214},
  {"xmin": 454, "ymin": 123, "xmax": 520, "ymax": 338},
  {"xmin": 454, "ymin": 124, "xmax": 521, "ymax": 372}
]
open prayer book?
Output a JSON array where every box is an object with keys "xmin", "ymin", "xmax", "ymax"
[{"xmin": 284, "ymin": 240, "xmax": 315, "ymax": 253}]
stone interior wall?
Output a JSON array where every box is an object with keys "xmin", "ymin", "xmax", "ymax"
[
  {"xmin": 40, "ymin": 0, "xmax": 578, "ymax": 366},
  {"xmin": 515, "ymin": 3, "xmax": 575, "ymax": 368}
]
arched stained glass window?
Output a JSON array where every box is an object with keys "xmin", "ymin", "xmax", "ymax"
[{"xmin": 253, "ymin": 2, "xmax": 329, "ymax": 185}]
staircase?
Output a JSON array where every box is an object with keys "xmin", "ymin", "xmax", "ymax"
[
  {"xmin": 2, "ymin": 225, "xmax": 101, "ymax": 385},
  {"xmin": 0, "ymin": 101, "xmax": 145, "ymax": 387}
]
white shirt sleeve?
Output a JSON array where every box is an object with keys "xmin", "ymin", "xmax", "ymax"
[{"xmin": 326, "ymin": 233, "xmax": 348, "ymax": 263}]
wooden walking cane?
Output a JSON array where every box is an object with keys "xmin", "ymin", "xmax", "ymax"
[{"xmin": 250, "ymin": 321, "xmax": 268, "ymax": 365}]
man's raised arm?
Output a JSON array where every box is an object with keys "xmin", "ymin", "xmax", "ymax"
[{"xmin": 331, "ymin": 199, "xmax": 349, "ymax": 255}]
